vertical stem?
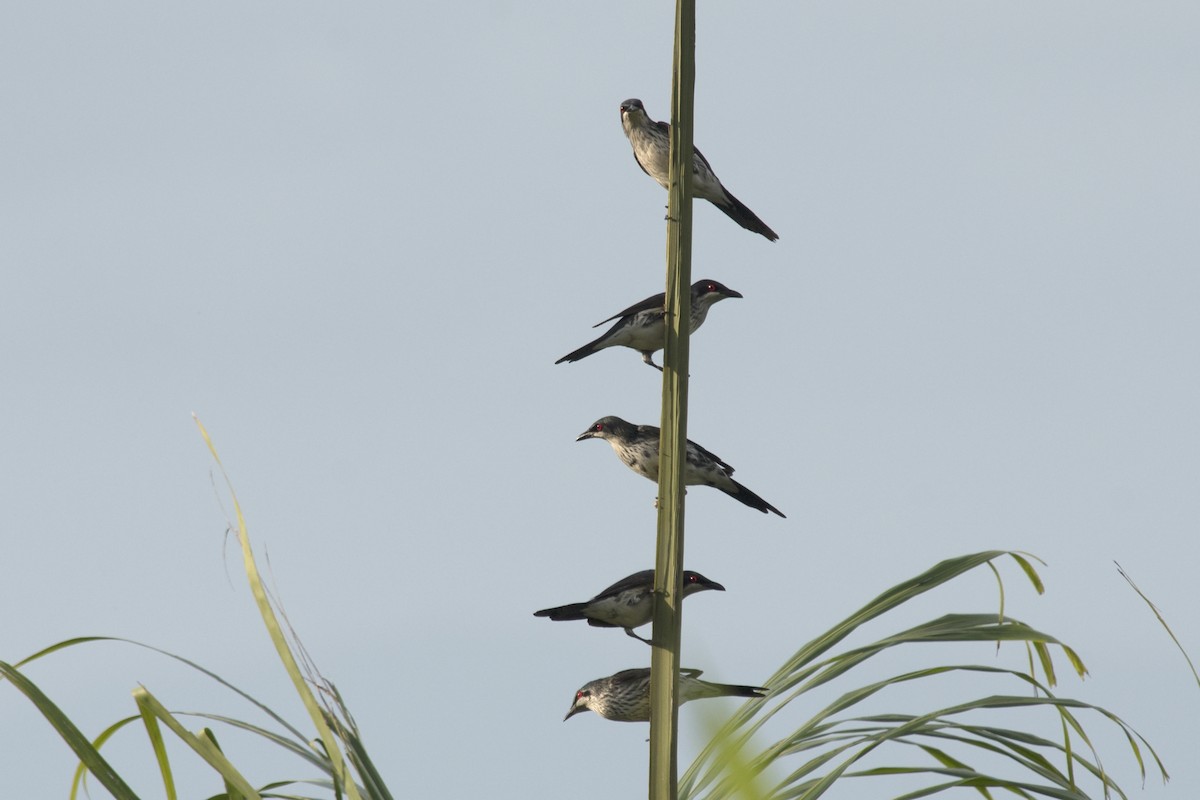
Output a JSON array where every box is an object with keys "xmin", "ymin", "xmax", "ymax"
[{"xmin": 650, "ymin": 0, "xmax": 695, "ymax": 799}]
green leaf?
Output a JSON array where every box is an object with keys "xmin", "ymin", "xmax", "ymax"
[
  {"xmin": 195, "ymin": 415, "xmax": 363, "ymax": 800},
  {"xmin": 680, "ymin": 552, "xmax": 1166, "ymax": 800},
  {"xmin": 133, "ymin": 687, "xmax": 261, "ymax": 799},
  {"xmin": 137, "ymin": 700, "xmax": 177, "ymax": 800},
  {"xmin": 0, "ymin": 662, "xmax": 140, "ymax": 800}
]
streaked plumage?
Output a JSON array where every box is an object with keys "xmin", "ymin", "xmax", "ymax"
[
  {"xmin": 620, "ymin": 98, "xmax": 778, "ymax": 242},
  {"xmin": 556, "ymin": 279, "xmax": 742, "ymax": 370},
  {"xmin": 565, "ymin": 667, "xmax": 767, "ymax": 722},
  {"xmin": 576, "ymin": 416, "xmax": 786, "ymax": 517}
]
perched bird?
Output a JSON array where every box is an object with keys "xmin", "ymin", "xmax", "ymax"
[
  {"xmin": 556, "ymin": 279, "xmax": 743, "ymax": 370},
  {"xmin": 576, "ymin": 416, "xmax": 786, "ymax": 517},
  {"xmin": 534, "ymin": 569, "xmax": 725, "ymax": 643},
  {"xmin": 565, "ymin": 667, "xmax": 767, "ymax": 722},
  {"xmin": 619, "ymin": 98, "xmax": 778, "ymax": 242}
]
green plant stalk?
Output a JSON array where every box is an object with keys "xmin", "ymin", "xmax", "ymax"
[
  {"xmin": 200, "ymin": 727, "xmax": 249, "ymax": 800},
  {"xmin": 650, "ymin": 0, "xmax": 696, "ymax": 798},
  {"xmin": 194, "ymin": 415, "xmax": 363, "ymax": 800},
  {"xmin": 133, "ymin": 687, "xmax": 261, "ymax": 798},
  {"xmin": 135, "ymin": 697, "xmax": 178, "ymax": 800}
]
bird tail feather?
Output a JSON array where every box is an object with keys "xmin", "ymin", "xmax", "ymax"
[
  {"xmin": 554, "ymin": 336, "xmax": 605, "ymax": 365},
  {"xmin": 715, "ymin": 189, "xmax": 779, "ymax": 242},
  {"xmin": 725, "ymin": 479, "xmax": 786, "ymax": 518},
  {"xmin": 533, "ymin": 603, "xmax": 590, "ymax": 620},
  {"xmin": 701, "ymin": 680, "xmax": 769, "ymax": 699}
]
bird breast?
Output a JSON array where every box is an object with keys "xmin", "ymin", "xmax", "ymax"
[{"xmin": 615, "ymin": 439, "xmax": 660, "ymax": 480}]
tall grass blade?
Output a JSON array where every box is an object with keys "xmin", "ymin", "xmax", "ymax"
[
  {"xmin": 194, "ymin": 414, "xmax": 363, "ymax": 800},
  {"xmin": 1115, "ymin": 562, "xmax": 1199, "ymax": 690},
  {"xmin": 134, "ymin": 686, "xmax": 261, "ymax": 798},
  {"xmin": 202, "ymin": 727, "xmax": 249, "ymax": 800},
  {"xmin": 0, "ymin": 662, "xmax": 140, "ymax": 800},
  {"xmin": 137, "ymin": 698, "xmax": 178, "ymax": 800},
  {"xmin": 70, "ymin": 714, "xmax": 142, "ymax": 800}
]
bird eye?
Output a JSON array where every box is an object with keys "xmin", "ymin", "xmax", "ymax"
[{"xmin": 594, "ymin": 423, "xmax": 604, "ymax": 431}]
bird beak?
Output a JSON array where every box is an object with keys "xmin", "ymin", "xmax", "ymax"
[
  {"xmin": 725, "ymin": 289, "xmax": 744, "ymax": 299},
  {"xmin": 576, "ymin": 430, "xmax": 595, "ymax": 442},
  {"xmin": 708, "ymin": 580, "xmax": 727, "ymax": 592},
  {"xmin": 564, "ymin": 704, "xmax": 585, "ymax": 721}
]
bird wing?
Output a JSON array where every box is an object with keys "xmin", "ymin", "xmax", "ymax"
[
  {"xmin": 594, "ymin": 291, "xmax": 667, "ymax": 327},
  {"xmin": 592, "ymin": 569, "xmax": 656, "ymax": 599},
  {"xmin": 692, "ymin": 144, "xmax": 717, "ymax": 174},
  {"xmin": 632, "ymin": 148, "xmax": 653, "ymax": 178},
  {"xmin": 637, "ymin": 423, "xmax": 664, "ymax": 440},
  {"xmin": 688, "ymin": 438, "xmax": 735, "ymax": 476},
  {"xmin": 648, "ymin": 117, "xmax": 717, "ymax": 176}
]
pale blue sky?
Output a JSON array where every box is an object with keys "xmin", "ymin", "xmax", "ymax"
[{"xmin": 2, "ymin": 2, "xmax": 1198, "ymax": 797}]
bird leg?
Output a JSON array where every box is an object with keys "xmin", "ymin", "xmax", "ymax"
[
  {"xmin": 644, "ymin": 347, "xmax": 690, "ymax": 377},
  {"xmin": 624, "ymin": 627, "xmax": 655, "ymax": 645}
]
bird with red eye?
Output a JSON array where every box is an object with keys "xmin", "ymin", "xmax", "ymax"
[
  {"xmin": 564, "ymin": 668, "xmax": 767, "ymax": 722},
  {"xmin": 576, "ymin": 416, "xmax": 785, "ymax": 517},
  {"xmin": 534, "ymin": 569, "xmax": 725, "ymax": 644},
  {"xmin": 555, "ymin": 279, "xmax": 742, "ymax": 371}
]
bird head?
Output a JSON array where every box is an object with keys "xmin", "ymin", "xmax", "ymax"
[
  {"xmin": 576, "ymin": 416, "xmax": 630, "ymax": 442},
  {"xmin": 619, "ymin": 98, "xmax": 647, "ymax": 127},
  {"xmin": 682, "ymin": 570, "xmax": 727, "ymax": 596},
  {"xmin": 691, "ymin": 279, "xmax": 743, "ymax": 303},
  {"xmin": 564, "ymin": 688, "xmax": 593, "ymax": 721}
]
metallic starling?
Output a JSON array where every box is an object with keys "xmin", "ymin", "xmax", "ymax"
[
  {"xmin": 533, "ymin": 569, "xmax": 725, "ymax": 643},
  {"xmin": 564, "ymin": 667, "xmax": 767, "ymax": 722},
  {"xmin": 576, "ymin": 416, "xmax": 786, "ymax": 517},
  {"xmin": 619, "ymin": 98, "xmax": 779, "ymax": 242},
  {"xmin": 556, "ymin": 279, "xmax": 743, "ymax": 370}
]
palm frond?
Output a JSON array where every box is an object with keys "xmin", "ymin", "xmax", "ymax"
[{"xmin": 681, "ymin": 552, "xmax": 1166, "ymax": 800}]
